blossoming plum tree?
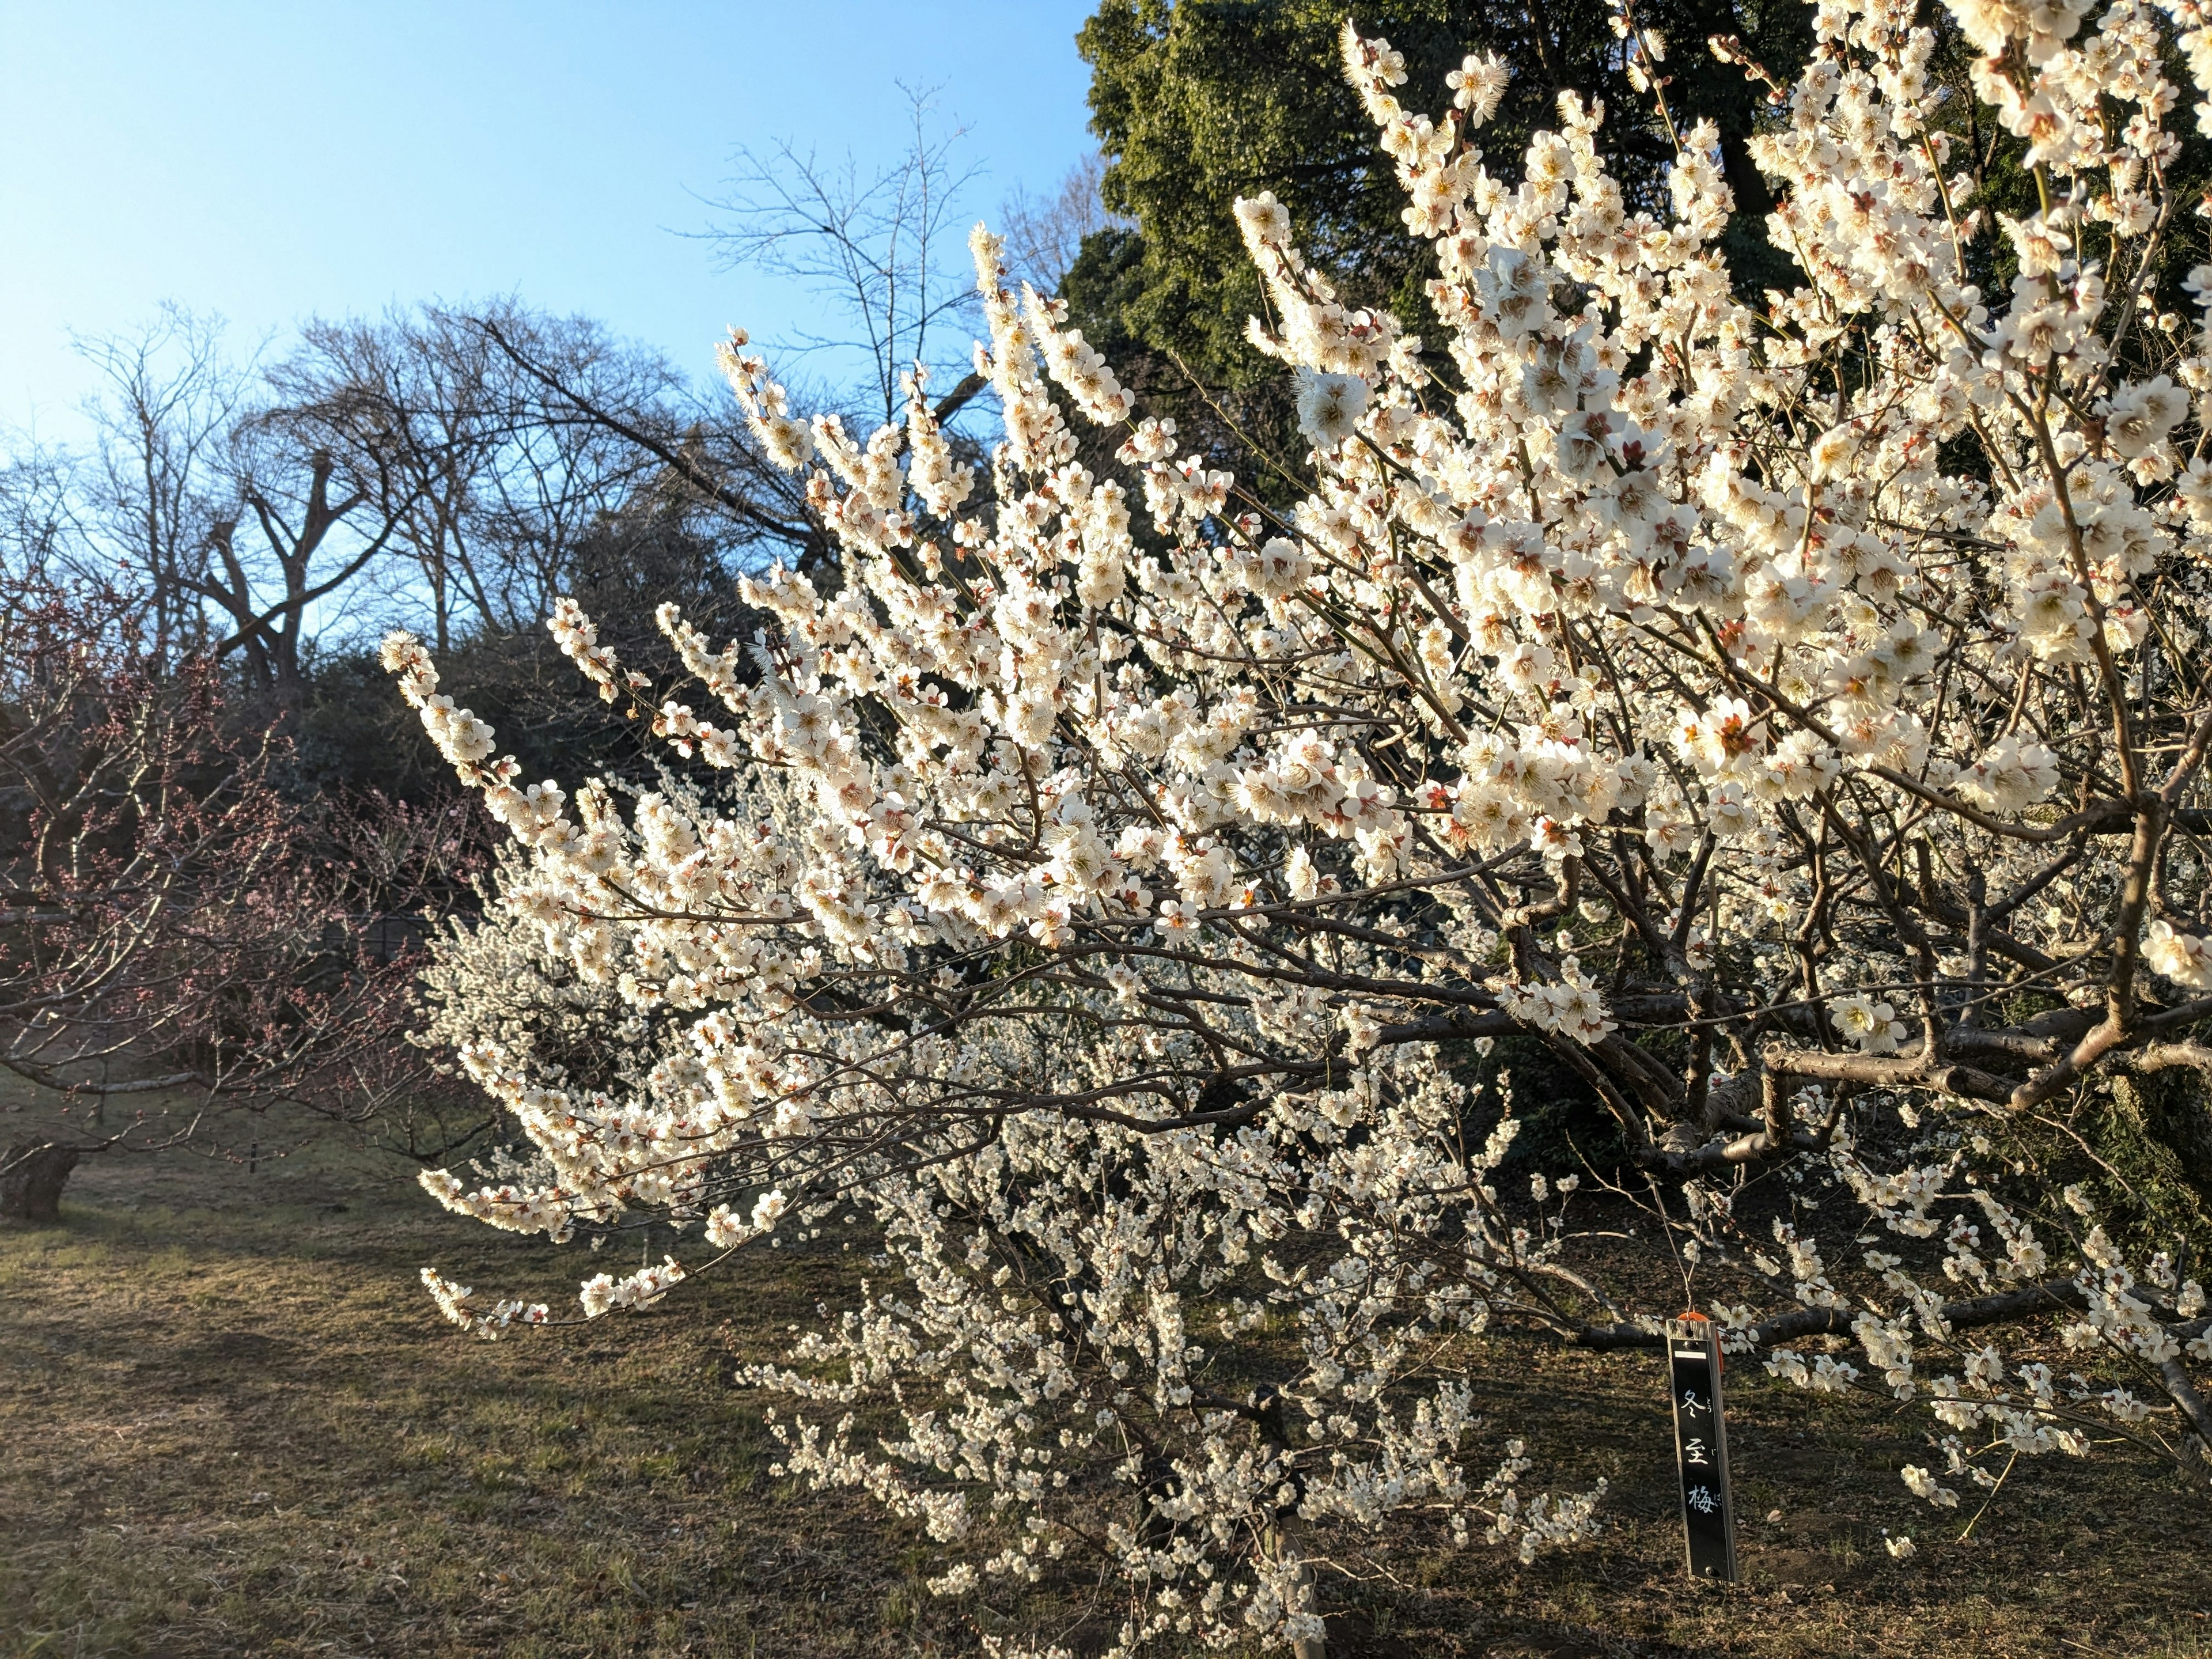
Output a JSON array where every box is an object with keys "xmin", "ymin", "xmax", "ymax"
[{"xmin": 399, "ymin": 0, "xmax": 2212, "ymax": 1648}]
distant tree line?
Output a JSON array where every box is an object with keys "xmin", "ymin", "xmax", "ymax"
[{"xmin": 0, "ymin": 99, "xmax": 1006, "ymax": 1213}]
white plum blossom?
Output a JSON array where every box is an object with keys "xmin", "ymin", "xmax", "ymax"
[
  {"xmin": 1836, "ymin": 994, "xmax": 1910, "ymax": 1055},
  {"xmin": 2146, "ymin": 920, "xmax": 2212, "ymax": 990},
  {"xmin": 1294, "ymin": 368, "xmax": 1370, "ymax": 450}
]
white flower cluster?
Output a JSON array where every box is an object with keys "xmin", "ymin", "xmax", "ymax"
[
  {"xmin": 419, "ymin": 1267, "xmax": 548, "ymax": 1338},
  {"xmin": 578, "ymin": 1256, "xmax": 686, "ymax": 1320}
]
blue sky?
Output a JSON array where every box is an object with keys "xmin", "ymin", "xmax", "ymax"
[{"xmin": 0, "ymin": 1, "xmax": 1099, "ymax": 441}]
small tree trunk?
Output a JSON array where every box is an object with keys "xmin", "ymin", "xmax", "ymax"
[
  {"xmin": 1268, "ymin": 1517, "xmax": 1327, "ymax": 1659},
  {"xmin": 1, "ymin": 1140, "xmax": 81, "ymax": 1224}
]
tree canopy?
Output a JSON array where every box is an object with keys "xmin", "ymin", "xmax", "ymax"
[{"xmin": 1067, "ymin": 0, "xmax": 1811, "ymax": 403}]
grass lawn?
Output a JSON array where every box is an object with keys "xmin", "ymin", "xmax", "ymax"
[{"xmin": 3, "ymin": 1105, "xmax": 2209, "ymax": 1658}]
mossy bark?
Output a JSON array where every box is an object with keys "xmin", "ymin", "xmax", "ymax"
[{"xmin": 2104, "ymin": 1073, "xmax": 2212, "ymax": 1247}]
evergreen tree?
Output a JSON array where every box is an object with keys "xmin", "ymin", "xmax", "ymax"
[{"xmin": 1066, "ymin": 0, "xmax": 1809, "ymax": 407}]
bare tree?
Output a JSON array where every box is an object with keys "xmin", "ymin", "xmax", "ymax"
[
  {"xmin": 269, "ymin": 304, "xmax": 700, "ymax": 647},
  {"xmin": 70, "ymin": 306, "xmax": 248, "ymax": 661},
  {"xmin": 999, "ymin": 151, "xmax": 1124, "ymax": 293},
  {"xmin": 269, "ymin": 310, "xmax": 506, "ymax": 652},
  {"xmin": 60, "ymin": 311, "xmax": 423, "ymax": 708},
  {"xmin": 469, "ymin": 304, "xmax": 832, "ymax": 573},
  {"xmin": 704, "ymin": 86, "xmax": 987, "ymax": 428},
  {"xmin": 198, "ymin": 415, "xmax": 415, "ymax": 709},
  {"xmin": 0, "ymin": 442, "xmax": 82, "ymax": 589},
  {"xmin": 442, "ymin": 304, "xmax": 702, "ymax": 621}
]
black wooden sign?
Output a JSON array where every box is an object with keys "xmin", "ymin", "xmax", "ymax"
[{"xmin": 1666, "ymin": 1317, "xmax": 1738, "ymax": 1581}]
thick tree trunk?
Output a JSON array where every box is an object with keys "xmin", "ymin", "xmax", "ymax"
[
  {"xmin": 2114, "ymin": 1071, "xmax": 2212, "ymax": 1200},
  {"xmin": 0, "ymin": 1140, "xmax": 81, "ymax": 1224}
]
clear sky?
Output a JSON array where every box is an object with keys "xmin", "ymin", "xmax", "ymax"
[{"xmin": 0, "ymin": 1, "xmax": 1100, "ymax": 442}]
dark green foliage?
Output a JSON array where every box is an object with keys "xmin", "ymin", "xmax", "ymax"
[{"xmin": 1067, "ymin": 0, "xmax": 1811, "ymax": 434}]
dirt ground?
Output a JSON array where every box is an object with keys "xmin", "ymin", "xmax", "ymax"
[{"xmin": 2, "ymin": 1105, "xmax": 2209, "ymax": 1658}]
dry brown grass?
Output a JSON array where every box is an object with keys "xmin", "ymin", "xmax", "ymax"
[{"xmin": 2, "ymin": 1102, "xmax": 2209, "ymax": 1658}]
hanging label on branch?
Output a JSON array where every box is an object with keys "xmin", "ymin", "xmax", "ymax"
[{"xmin": 1666, "ymin": 1316, "xmax": 1739, "ymax": 1581}]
